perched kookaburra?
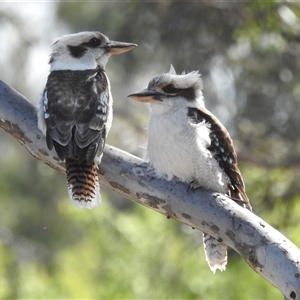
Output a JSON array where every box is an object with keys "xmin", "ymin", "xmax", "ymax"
[
  {"xmin": 128, "ymin": 65, "xmax": 251, "ymax": 273},
  {"xmin": 37, "ymin": 31, "xmax": 136, "ymax": 209}
]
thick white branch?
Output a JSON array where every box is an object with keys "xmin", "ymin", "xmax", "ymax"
[{"xmin": 1, "ymin": 80, "xmax": 300, "ymax": 299}]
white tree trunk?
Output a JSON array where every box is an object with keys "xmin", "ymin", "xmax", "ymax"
[{"xmin": 0, "ymin": 80, "xmax": 300, "ymax": 299}]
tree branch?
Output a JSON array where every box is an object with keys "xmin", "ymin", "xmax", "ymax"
[{"xmin": 1, "ymin": 80, "xmax": 300, "ymax": 299}]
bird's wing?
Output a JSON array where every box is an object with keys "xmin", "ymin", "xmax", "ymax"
[
  {"xmin": 187, "ymin": 107, "xmax": 251, "ymax": 210},
  {"xmin": 44, "ymin": 69, "xmax": 110, "ymax": 163}
]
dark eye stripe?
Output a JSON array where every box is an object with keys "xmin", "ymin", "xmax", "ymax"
[
  {"xmin": 162, "ymin": 84, "xmax": 180, "ymax": 94},
  {"xmin": 88, "ymin": 38, "xmax": 101, "ymax": 47},
  {"xmin": 68, "ymin": 45, "xmax": 87, "ymax": 58},
  {"xmin": 162, "ymin": 84, "xmax": 195, "ymax": 101},
  {"xmin": 67, "ymin": 37, "xmax": 103, "ymax": 58}
]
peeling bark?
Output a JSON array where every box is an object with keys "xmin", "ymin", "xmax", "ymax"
[{"xmin": 1, "ymin": 80, "xmax": 300, "ymax": 299}]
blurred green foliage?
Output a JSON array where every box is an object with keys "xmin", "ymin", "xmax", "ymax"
[{"xmin": 0, "ymin": 1, "xmax": 299, "ymax": 298}]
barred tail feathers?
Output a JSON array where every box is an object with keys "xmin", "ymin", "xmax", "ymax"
[
  {"xmin": 203, "ymin": 233, "xmax": 227, "ymax": 273},
  {"xmin": 66, "ymin": 158, "xmax": 101, "ymax": 209}
]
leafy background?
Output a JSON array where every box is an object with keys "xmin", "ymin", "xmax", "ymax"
[{"xmin": 0, "ymin": 1, "xmax": 300, "ymax": 298}]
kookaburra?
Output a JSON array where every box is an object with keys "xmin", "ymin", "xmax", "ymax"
[
  {"xmin": 128, "ymin": 65, "xmax": 251, "ymax": 273},
  {"xmin": 37, "ymin": 31, "xmax": 136, "ymax": 209}
]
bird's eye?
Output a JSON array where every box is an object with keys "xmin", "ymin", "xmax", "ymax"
[
  {"xmin": 88, "ymin": 38, "xmax": 101, "ymax": 47},
  {"xmin": 163, "ymin": 84, "xmax": 179, "ymax": 94}
]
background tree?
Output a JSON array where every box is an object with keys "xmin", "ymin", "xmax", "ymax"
[{"xmin": 0, "ymin": 1, "xmax": 299, "ymax": 298}]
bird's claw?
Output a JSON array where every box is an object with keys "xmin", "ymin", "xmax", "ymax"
[{"xmin": 187, "ymin": 180, "xmax": 201, "ymax": 192}]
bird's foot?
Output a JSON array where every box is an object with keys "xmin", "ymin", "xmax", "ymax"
[
  {"xmin": 145, "ymin": 164, "xmax": 157, "ymax": 177},
  {"xmin": 187, "ymin": 180, "xmax": 201, "ymax": 192}
]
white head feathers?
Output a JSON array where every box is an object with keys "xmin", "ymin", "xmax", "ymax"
[
  {"xmin": 147, "ymin": 65, "xmax": 203, "ymax": 93},
  {"xmin": 49, "ymin": 31, "xmax": 137, "ymax": 72}
]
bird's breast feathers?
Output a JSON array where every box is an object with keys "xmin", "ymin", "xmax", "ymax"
[{"xmin": 147, "ymin": 109, "xmax": 229, "ymax": 193}]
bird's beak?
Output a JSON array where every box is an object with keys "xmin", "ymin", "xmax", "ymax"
[
  {"xmin": 128, "ymin": 89, "xmax": 164, "ymax": 103},
  {"xmin": 104, "ymin": 41, "xmax": 137, "ymax": 54}
]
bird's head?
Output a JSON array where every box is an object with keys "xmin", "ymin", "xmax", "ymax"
[
  {"xmin": 49, "ymin": 31, "xmax": 137, "ymax": 71},
  {"xmin": 128, "ymin": 65, "xmax": 204, "ymax": 113}
]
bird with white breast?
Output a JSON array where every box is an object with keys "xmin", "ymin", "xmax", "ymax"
[
  {"xmin": 128, "ymin": 65, "xmax": 251, "ymax": 273},
  {"xmin": 37, "ymin": 31, "xmax": 136, "ymax": 209}
]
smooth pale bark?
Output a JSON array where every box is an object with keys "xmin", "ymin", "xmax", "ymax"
[{"xmin": 0, "ymin": 80, "xmax": 300, "ymax": 299}]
